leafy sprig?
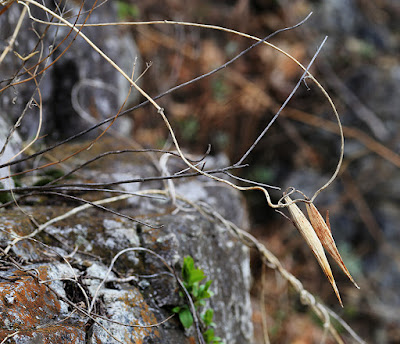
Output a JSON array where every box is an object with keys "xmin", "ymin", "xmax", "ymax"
[{"xmin": 172, "ymin": 256, "xmax": 224, "ymax": 344}]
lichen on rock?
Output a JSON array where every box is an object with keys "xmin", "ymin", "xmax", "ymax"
[{"xmin": 0, "ymin": 139, "xmax": 253, "ymax": 344}]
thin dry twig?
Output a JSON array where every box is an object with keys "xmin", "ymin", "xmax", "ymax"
[
  {"xmin": 0, "ymin": 164, "xmax": 245, "ymax": 194},
  {"xmin": 47, "ymin": 148, "xmax": 210, "ymax": 185},
  {"xmin": 93, "ymin": 312, "xmax": 176, "ymax": 329},
  {"xmin": 40, "ymin": 191, "xmax": 159, "ymax": 228},
  {"xmin": 0, "ymin": 187, "xmax": 167, "ymax": 209},
  {"xmin": 0, "ymin": 331, "xmax": 19, "ymax": 344}
]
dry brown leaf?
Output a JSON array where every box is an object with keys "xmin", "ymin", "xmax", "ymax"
[
  {"xmin": 285, "ymin": 196, "xmax": 343, "ymax": 307},
  {"xmin": 306, "ymin": 203, "xmax": 360, "ymax": 289}
]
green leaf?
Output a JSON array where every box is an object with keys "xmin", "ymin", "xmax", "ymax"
[
  {"xmin": 205, "ymin": 290, "xmax": 214, "ymax": 299},
  {"xmin": 171, "ymin": 306, "xmax": 181, "ymax": 313},
  {"xmin": 183, "ymin": 256, "xmax": 195, "ymax": 282},
  {"xmin": 183, "ymin": 256, "xmax": 194, "ymax": 270},
  {"xmin": 204, "ymin": 291, "xmax": 213, "ymax": 299},
  {"xmin": 203, "ymin": 328, "xmax": 215, "ymax": 342},
  {"xmin": 182, "ymin": 256, "xmax": 205, "ymax": 285},
  {"xmin": 198, "ymin": 286, "xmax": 205, "ymax": 299},
  {"xmin": 195, "ymin": 299, "xmax": 206, "ymax": 307},
  {"xmin": 202, "ymin": 308, "xmax": 214, "ymax": 326},
  {"xmin": 198, "ymin": 280, "xmax": 213, "ymax": 299},
  {"xmin": 192, "ymin": 281, "xmax": 200, "ymax": 298},
  {"xmin": 188, "ymin": 268, "xmax": 205, "ymax": 284},
  {"xmin": 204, "ymin": 279, "xmax": 213, "ymax": 290},
  {"xmin": 179, "ymin": 308, "xmax": 194, "ymax": 329}
]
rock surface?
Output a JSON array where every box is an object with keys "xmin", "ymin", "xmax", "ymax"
[{"xmin": 0, "ymin": 138, "xmax": 253, "ymax": 344}]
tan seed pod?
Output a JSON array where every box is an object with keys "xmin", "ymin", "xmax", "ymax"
[
  {"xmin": 306, "ymin": 202, "xmax": 360, "ymax": 289},
  {"xmin": 285, "ymin": 196, "xmax": 343, "ymax": 307}
]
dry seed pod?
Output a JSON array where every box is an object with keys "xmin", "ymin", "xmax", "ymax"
[
  {"xmin": 284, "ymin": 196, "xmax": 343, "ymax": 307},
  {"xmin": 306, "ymin": 203, "xmax": 360, "ymax": 289}
]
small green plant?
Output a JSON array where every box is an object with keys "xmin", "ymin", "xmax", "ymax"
[
  {"xmin": 116, "ymin": 1, "xmax": 139, "ymax": 20},
  {"xmin": 172, "ymin": 256, "xmax": 224, "ymax": 344}
]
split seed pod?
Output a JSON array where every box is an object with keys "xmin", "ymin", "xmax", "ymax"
[
  {"xmin": 306, "ymin": 202, "xmax": 359, "ymax": 289},
  {"xmin": 284, "ymin": 196, "xmax": 343, "ymax": 307}
]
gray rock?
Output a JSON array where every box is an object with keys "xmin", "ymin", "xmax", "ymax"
[{"xmin": 0, "ymin": 140, "xmax": 253, "ymax": 344}]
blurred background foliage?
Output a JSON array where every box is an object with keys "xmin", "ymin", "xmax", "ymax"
[{"xmin": 118, "ymin": 1, "xmax": 399, "ymax": 343}]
